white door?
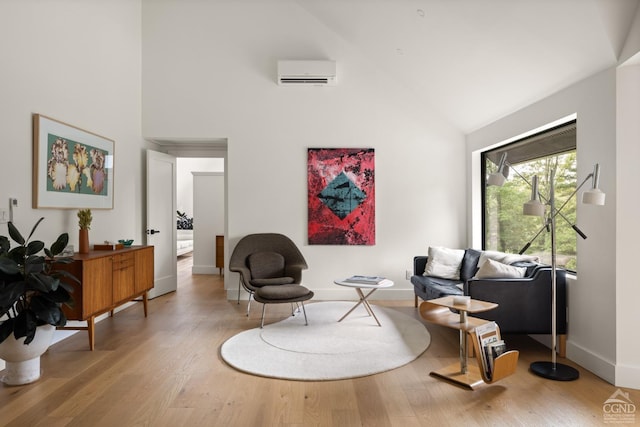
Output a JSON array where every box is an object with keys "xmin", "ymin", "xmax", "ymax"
[{"xmin": 146, "ymin": 150, "xmax": 177, "ymax": 298}]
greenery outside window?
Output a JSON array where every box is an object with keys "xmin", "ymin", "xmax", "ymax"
[{"xmin": 482, "ymin": 122, "xmax": 577, "ymax": 271}]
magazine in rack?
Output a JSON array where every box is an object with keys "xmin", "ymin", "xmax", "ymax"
[{"xmin": 474, "ymin": 321, "xmax": 508, "ymax": 381}]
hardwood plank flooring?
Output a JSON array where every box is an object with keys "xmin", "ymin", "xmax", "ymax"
[{"xmin": 1, "ymin": 255, "xmax": 636, "ymax": 426}]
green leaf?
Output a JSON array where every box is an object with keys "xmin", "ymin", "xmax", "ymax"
[
  {"xmin": 8, "ymin": 246, "xmax": 26, "ymax": 263},
  {"xmin": 24, "ymin": 255, "xmax": 46, "ymax": 276},
  {"xmin": 40, "ymin": 285, "xmax": 72, "ymax": 304},
  {"xmin": 50, "ymin": 233, "xmax": 69, "ymax": 256},
  {"xmin": 26, "ymin": 240, "xmax": 45, "ymax": 256},
  {"xmin": 0, "ymin": 236, "xmax": 9, "ymax": 254},
  {"xmin": 26, "ymin": 272, "xmax": 53, "ymax": 292},
  {"xmin": 7, "ymin": 222, "xmax": 25, "ymax": 245},
  {"xmin": 0, "ymin": 281, "xmax": 26, "ymax": 308},
  {"xmin": 30, "ymin": 296, "xmax": 64, "ymax": 325},
  {"xmin": 12, "ymin": 310, "xmax": 38, "ymax": 344},
  {"xmin": 0, "ymin": 318, "xmax": 14, "ymax": 344},
  {"xmin": 51, "ymin": 269, "xmax": 80, "ymax": 285},
  {"xmin": 0, "ymin": 256, "xmax": 20, "ymax": 275},
  {"xmin": 26, "ymin": 217, "xmax": 45, "ymax": 242}
]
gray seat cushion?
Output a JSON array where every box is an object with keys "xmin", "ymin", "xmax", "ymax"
[
  {"xmin": 250, "ymin": 277, "xmax": 295, "ymax": 286},
  {"xmin": 254, "ymin": 284, "xmax": 314, "ymax": 302}
]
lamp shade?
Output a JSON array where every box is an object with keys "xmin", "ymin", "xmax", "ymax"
[
  {"xmin": 582, "ymin": 164, "xmax": 605, "ymax": 205},
  {"xmin": 523, "ymin": 200, "xmax": 545, "ymax": 216},
  {"xmin": 487, "ymin": 172, "xmax": 506, "ymax": 186},
  {"xmin": 522, "ymin": 175, "xmax": 545, "ymax": 216},
  {"xmin": 582, "ymin": 188, "xmax": 605, "ymax": 205},
  {"xmin": 487, "ymin": 153, "xmax": 507, "ymax": 186}
]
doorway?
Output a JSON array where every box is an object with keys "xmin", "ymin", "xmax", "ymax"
[
  {"xmin": 146, "ymin": 138, "xmax": 228, "ymax": 293},
  {"xmin": 176, "ymin": 158, "xmax": 225, "ymax": 284}
]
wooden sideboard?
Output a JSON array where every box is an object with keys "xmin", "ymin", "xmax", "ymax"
[
  {"xmin": 57, "ymin": 245, "xmax": 154, "ymax": 350},
  {"xmin": 216, "ymin": 235, "xmax": 224, "ymax": 275}
]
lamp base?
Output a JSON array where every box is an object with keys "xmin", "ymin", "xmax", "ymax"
[{"xmin": 530, "ymin": 361, "xmax": 579, "ymax": 381}]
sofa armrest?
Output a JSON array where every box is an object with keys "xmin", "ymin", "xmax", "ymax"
[
  {"xmin": 464, "ymin": 268, "xmax": 567, "ymax": 334},
  {"xmin": 413, "ymin": 256, "xmax": 428, "ymax": 276}
]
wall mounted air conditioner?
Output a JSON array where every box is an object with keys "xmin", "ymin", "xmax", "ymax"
[{"xmin": 277, "ymin": 60, "xmax": 337, "ymax": 86}]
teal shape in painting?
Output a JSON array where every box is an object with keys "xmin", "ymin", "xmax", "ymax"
[{"xmin": 318, "ymin": 172, "xmax": 367, "ymax": 219}]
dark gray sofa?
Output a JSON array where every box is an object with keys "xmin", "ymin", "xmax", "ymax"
[{"xmin": 411, "ymin": 249, "xmax": 567, "ymax": 354}]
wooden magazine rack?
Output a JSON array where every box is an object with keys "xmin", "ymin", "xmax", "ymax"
[
  {"xmin": 420, "ymin": 297, "xmax": 519, "ymax": 388},
  {"xmin": 470, "ymin": 325, "xmax": 519, "ymax": 384}
]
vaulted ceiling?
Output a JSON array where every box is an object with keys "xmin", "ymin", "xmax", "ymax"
[{"xmin": 296, "ymin": 0, "xmax": 640, "ymax": 133}]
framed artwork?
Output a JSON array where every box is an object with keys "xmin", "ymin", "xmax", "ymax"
[
  {"xmin": 32, "ymin": 114, "xmax": 114, "ymax": 209},
  {"xmin": 307, "ymin": 148, "xmax": 375, "ymax": 245}
]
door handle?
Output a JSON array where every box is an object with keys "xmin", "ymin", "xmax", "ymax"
[{"xmin": 146, "ymin": 229, "xmax": 161, "ymax": 235}]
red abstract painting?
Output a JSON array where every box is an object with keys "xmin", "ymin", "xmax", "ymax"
[{"xmin": 307, "ymin": 148, "xmax": 375, "ymax": 245}]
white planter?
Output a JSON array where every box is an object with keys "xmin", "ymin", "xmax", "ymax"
[{"xmin": 0, "ymin": 324, "xmax": 55, "ymax": 385}]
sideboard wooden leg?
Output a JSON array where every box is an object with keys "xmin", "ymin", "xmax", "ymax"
[{"xmin": 88, "ymin": 316, "xmax": 95, "ymax": 351}]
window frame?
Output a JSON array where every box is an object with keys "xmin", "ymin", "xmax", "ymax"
[{"xmin": 480, "ymin": 120, "xmax": 577, "ymax": 271}]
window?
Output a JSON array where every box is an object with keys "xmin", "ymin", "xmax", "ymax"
[{"xmin": 482, "ymin": 122, "xmax": 577, "ymax": 270}]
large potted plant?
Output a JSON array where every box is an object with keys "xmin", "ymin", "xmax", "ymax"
[{"xmin": 0, "ymin": 218, "xmax": 75, "ymax": 385}]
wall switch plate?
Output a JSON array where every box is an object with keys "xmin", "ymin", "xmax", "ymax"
[
  {"xmin": 405, "ymin": 270, "xmax": 412, "ymax": 280},
  {"xmin": 0, "ymin": 209, "xmax": 8, "ymax": 224}
]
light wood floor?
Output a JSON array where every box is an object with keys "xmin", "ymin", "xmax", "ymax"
[{"xmin": 0, "ymin": 255, "xmax": 636, "ymax": 426}]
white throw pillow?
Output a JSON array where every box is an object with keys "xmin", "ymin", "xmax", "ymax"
[
  {"xmin": 423, "ymin": 247, "xmax": 465, "ymax": 280},
  {"xmin": 474, "ymin": 258, "xmax": 527, "ymax": 279},
  {"xmin": 478, "ymin": 250, "xmax": 539, "ymax": 268}
]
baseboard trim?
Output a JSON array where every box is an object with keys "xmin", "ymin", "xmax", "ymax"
[
  {"xmin": 192, "ymin": 265, "xmax": 217, "ymax": 274},
  {"xmin": 615, "ymin": 363, "xmax": 640, "ymax": 389},
  {"xmin": 567, "ymin": 339, "xmax": 616, "ymax": 385}
]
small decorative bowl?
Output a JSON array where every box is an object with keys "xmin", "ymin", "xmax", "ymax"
[{"xmin": 118, "ymin": 239, "xmax": 134, "ymax": 247}]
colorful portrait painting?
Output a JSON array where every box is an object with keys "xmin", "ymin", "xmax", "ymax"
[{"xmin": 307, "ymin": 148, "xmax": 375, "ymax": 245}]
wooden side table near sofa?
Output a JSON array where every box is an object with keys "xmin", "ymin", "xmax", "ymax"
[{"xmin": 420, "ymin": 296, "xmax": 519, "ymax": 389}]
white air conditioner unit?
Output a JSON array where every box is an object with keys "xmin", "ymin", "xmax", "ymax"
[{"xmin": 277, "ymin": 60, "xmax": 337, "ymax": 86}]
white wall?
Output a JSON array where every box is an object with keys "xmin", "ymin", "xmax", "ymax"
[
  {"xmin": 467, "ymin": 68, "xmax": 635, "ymax": 387},
  {"xmin": 141, "ymin": 1, "xmax": 467, "ymax": 300},
  {"xmin": 176, "ymin": 158, "xmax": 224, "ymax": 217},
  {"xmin": 192, "ymin": 172, "xmax": 224, "ymax": 274},
  {"xmin": 0, "ymin": 0, "xmax": 147, "ymax": 245},
  {"xmin": 616, "ymin": 62, "xmax": 640, "ymax": 389},
  {"xmin": 0, "ymin": 0, "xmax": 146, "ymax": 368},
  {"xmin": 620, "ymin": 5, "xmax": 640, "ymax": 64}
]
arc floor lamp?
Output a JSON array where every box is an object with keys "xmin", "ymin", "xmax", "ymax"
[{"xmin": 488, "ymin": 153, "xmax": 605, "ymax": 381}]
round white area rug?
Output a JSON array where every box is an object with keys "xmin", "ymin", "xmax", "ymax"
[{"xmin": 220, "ymin": 301, "xmax": 431, "ymax": 381}]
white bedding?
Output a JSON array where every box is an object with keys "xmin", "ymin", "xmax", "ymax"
[{"xmin": 177, "ymin": 229, "xmax": 194, "ymax": 256}]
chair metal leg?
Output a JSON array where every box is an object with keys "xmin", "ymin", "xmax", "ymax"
[
  {"xmin": 260, "ymin": 304, "xmax": 266, "ymax": 328},
  {"xmin": 290, "ymin": 302, "xmax": 299, "ymax": 317},
  {"xmin": 238, "ymin": 276, "xmax": 253, "ymax": 316},
  {"xmin": 260, "ymin": 302, "xmax": 308, "ymax": 328},
  {"xmin": 246, "ymin": 292, "xmax": 252, "ymax": 317},
  {"xmin": 301, "ymin": 301, "xmax": 308, "ymax": 326}
]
